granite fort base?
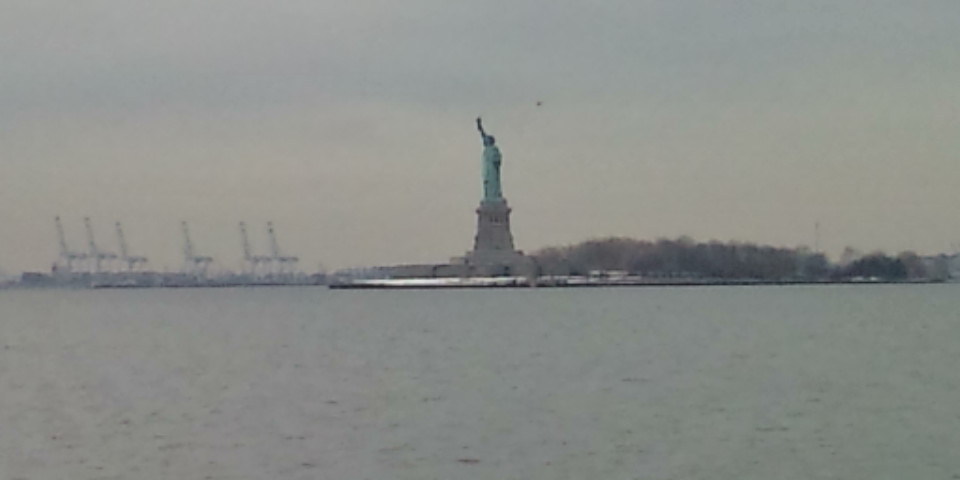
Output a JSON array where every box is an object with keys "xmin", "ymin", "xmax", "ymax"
[{"xmin": 461, "ymin": 198, "xmax": 531, "ymax": 276}]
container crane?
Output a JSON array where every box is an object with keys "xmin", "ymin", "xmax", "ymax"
[
  {"xmin": 54, "ymin": 216, "xmax": 87, "ymax": 273},
  {"xmin": 239, "ymin": 221, "xmax": 272, "ymax": 276},
  {"xmin": 181, "ymin": 221, "xmax": 213, "ymax": 277},
  {"xmin": 115, "ymin": 222, "xmax": 148, "ymax": 271},
  {"xmin": 266, "ymin": 221, "xmax": 299, "ymax": 275},
  {"xmin": 84, "ymin": 217, "xmax": 117, "ymax": 273}
]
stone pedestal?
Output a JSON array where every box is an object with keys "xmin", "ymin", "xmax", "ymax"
[
  {"xmin": 462, "ymin": 198, "xmax": 531, "ymax": 276},
  {"xmin": 473, "ymin": 199, "xmax": 516, "ymax": 253}
]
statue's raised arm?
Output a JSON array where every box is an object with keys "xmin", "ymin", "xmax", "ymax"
[{"xmin": 476, "ymin": 116, "xmax": 487, "ymax": 141}]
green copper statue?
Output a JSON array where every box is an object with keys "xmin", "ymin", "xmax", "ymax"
[{"xmin": 476, "ymin": 117, "xmax": 503, "ymax": 201}]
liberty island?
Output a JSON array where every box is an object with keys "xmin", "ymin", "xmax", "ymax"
[{"xmin": 333, "ymin": 117, "xmax": 533, "ymax": 283}]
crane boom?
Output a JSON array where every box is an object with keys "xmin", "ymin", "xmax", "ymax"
[
  {"xmin": 239, "ymin": 221, "xmax": 253, "ymax": 261},
  {"xmin": 115, "ymin": 221, "xmax": 147, "ymax": 271},
  {"xmin": 84, "ymin": 217, "xmax": 102, "ymax": 273},
  {"xmin": 115, "ymin": 222, "xmax": 130, "ymax": 259},
  {"xmin": 181, "ymin": 221, "xmax": 195, "ymax": 260},
  {"xmin": 265, "ymin": 221, "xmax": 298, "ymax": 275},
  {"xmin": 267, "ymin": 221, "xmax": 282, "ymax": 258},
  {"xmin": 55, "ymin": 216, "xmax": 70, "ymax": 257},
  {"xmin": 53, "ymin": 216, "xmax": 88, "ymax": 273},
  {"xmin": 180, "ymin": 221, "xmax": 212, "ymax": 276}
]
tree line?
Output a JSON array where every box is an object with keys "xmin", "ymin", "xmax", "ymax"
[{"xmin": 530, "ymin": 236, "xmax": 949, "ymax": 281}]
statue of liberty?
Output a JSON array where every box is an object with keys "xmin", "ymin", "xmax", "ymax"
[{"xmin": 476, "ymin": 117, "xmax": 503, "ymax": 201}]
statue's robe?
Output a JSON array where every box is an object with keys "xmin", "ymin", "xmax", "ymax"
[{"xmin": 482, "ymin": 143, "xmax": 502, "ymax": 201}]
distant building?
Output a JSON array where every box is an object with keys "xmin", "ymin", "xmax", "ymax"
[
  {"xmin": 948, "ymin": 254, "xmax": 960, "ymax": 281},
  {"xmin": 921, "ymin": 254, "xmax": 960, "ymax": 282}
]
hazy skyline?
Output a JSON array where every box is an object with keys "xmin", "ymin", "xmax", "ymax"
[{"xmin": 2, "ymin": 0, "xmax": 959, "ymax": 274}]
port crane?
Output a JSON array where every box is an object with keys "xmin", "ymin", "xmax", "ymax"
[
  {"xmin": 54, "ymin": 216, "xmax": 88, "ymax": 273},
  {"xmin": 266, "ymin": 221, "xmax": 299, "ymax": 275},
  {"xmin": 239, "ymin": 221, "xmax": 272, "ymax": 276},
  {"xmin": 84, "ymin": 217, "xmax": 118, "ymax": 273},
  {"xmin": 115, "ymin": 222, "xmax": 148, "ymax": 271},
  {"xmin": 181, "ymin": 221, "xmax": 213, "ymax": 277}
]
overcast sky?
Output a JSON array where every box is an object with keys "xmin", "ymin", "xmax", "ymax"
[{"xmin": 2, "ymin": 0, "xmax": 959, "ymax": 274}]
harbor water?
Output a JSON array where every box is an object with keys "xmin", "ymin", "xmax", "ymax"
[{"xmin": 1, "ymin": 285, "xmax": 959, "ymax": 479}]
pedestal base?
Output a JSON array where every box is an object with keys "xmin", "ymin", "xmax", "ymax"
[
  {"xmin": 461, "ymin": 198, "xmax": 531, "ymax": 276},
  {"xmin": 473, "ymin": 199, "xmax": 516, "ymax": 253}
]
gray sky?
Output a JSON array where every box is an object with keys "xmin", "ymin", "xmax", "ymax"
[{"xmin": 2, "ymin": 0, "xmax": 959, "ymax": 273}]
